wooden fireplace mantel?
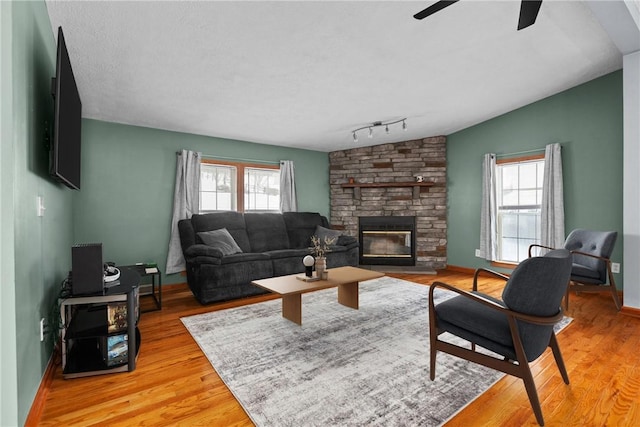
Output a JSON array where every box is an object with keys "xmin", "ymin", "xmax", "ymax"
[{"xmin": 340, "ymin": 181, "xmax": 434, "ymax": 199}]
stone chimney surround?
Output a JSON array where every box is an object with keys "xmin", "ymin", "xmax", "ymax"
[{"xmin": 329, "ymin": 136, "xmax": 447, "ymax": 270}]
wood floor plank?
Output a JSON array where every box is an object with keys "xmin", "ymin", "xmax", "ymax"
[{"xmin": 36, "ymin": 270, "xmax": 640, "ymax": 426}]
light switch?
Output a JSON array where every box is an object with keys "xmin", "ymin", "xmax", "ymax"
[{"xmin": 37, "ymin": 196, "xmax": 45, "ymax": 217}]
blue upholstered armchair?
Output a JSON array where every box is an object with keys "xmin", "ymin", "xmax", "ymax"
[
  {"xmin": 529, "ymin": 229, "xmax": 620, "ymax": 311},
  {"xmin": 428, "ymin": 249, "xmax": 572, "ymax": 426}
]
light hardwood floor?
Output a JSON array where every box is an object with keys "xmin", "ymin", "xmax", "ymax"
[{"xmin": 36, "ymin": 270, "xmax": 640, "ymax": 426}]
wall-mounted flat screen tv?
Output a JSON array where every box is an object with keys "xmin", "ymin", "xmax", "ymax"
[{"xmin": 50, "ymin": 26, "xmax": 82, "ymax": 190}]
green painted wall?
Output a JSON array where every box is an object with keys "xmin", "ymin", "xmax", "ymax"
[
  {"xmin": 447, "ymin": 71, "xmax": 624, "ymax": 285},
  {"xmin": 2, "ymin": 1, "xmax": 76, "ymax": 425},
  {"xmin": 74, "ymin": 119, "xmax": 330, "ymax": 284}
]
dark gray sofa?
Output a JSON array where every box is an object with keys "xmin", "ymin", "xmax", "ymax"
[{"xmin": 178, "ymin": 211, "xmax": 358, "ymax": 304}]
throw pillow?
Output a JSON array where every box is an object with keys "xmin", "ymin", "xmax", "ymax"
[
  {"xmin": 197, "ymin": 228, "xmax": 243, "ymax": 256},
  {"xmin": 314, "ymin": 225, "xmax": 342, "ymax": 242}
]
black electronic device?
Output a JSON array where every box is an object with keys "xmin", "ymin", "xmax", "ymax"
[
  {"xmin": 50, "ymin": 26, "xmax": 82, "ymax": 190},
  {"xmin": 71, "ymin": 243, "xmax": 103, "ymax": 295}
]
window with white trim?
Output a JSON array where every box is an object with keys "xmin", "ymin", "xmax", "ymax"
[
  {"xmin": 199, "ymin": 160, "xmax": 280, "ymax": 213},
  {"xmin": 496, "ymin": 156, "xmax": 544, "ymax": 263}
]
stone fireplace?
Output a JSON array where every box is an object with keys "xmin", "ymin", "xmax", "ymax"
[{"xmin": 329, "ymin": 137, "xmax": 447, "ymax": 270}]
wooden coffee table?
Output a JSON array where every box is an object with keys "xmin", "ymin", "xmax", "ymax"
[{"xmin": 252, "ymin": 266, "xmax": 385, "ymax": 325}]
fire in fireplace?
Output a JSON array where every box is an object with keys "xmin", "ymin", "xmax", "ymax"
[{"xmin": 359, "ymin": 216, "xmax": 416, "ymax": 266}]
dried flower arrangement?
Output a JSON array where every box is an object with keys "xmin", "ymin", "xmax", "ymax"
[{"xmin": 309, "ymin": 235, "xmax": 336, "ymax": 258}]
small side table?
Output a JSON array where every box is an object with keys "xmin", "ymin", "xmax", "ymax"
[{"xmin": 121, "ymin": 264, "xmax": 162, "ymax": 312}]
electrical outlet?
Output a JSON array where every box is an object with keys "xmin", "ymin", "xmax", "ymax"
[
  {"xmin": 612, "ymin": 262, "xmax": 620, "ymax": 274},
  {"xmin": 475, "ymin": 249, "xmax": 482, "ymax": 257},
  {"xmin": 40, "ymin": 318, "xmax": 46, "ymax": 342}
]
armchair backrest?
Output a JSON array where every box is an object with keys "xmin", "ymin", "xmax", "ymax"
[
  {"xmin": 563, "ymin": 229, "xmax": 617, "ymax": 282},
  {"xmin": 502, "ymin": 249, "xmax": 572, "ymax": 317},
  {"xmin": 501, "ymin": 249, "xmax": 572, "ymax": 361}
]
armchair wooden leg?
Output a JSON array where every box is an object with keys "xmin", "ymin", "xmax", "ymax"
[
  {"xmin": 607, "ymin": 268, "xmax": 622, "ymax": 311},
  {"xmin": 549, "ymin": 333, "xmax": 569, "ymax": 384},
  {"xmin": 520, "ymin": 363, "xmax": 545, "ymax": 426},
  {"xmin": 429, "ymin": 343, "xmax": 436, "ymax": 381},
  {"xmin": 564, "ymin": 281, "xmax": 571, "ymax": 311},
  {"xmin": 429, "ymin": 327, "xmax": 438, "ymax": 381},
  {"xmin": 610, "ymin": 286, "xmax": 622, "ymax": 311}
]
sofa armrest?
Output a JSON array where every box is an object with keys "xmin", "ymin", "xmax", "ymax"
[
  {"xmin": 337, "ymin": 235, "xmax": 358, "ymax": 248},
  {"xmin": 185, "ymin": 244, "xmax": 224, "ymax": 259}
]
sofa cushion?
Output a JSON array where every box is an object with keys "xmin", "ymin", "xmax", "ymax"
[
  {"xmin": 264, "ymin": 248, "xmax": 311, "ymax": 260},
  {"xmin": 327, "ymin": 245, "xmax": 348, "ymax": 253},
  {"xmin": 191, "ymin": 212, "xmax": 252, "ymax": 253},
  {"xmin": 283, "ymin": 212, "xmax": 327, "ymax": 249},
  {"xmin": 571, "ymin": 263, "xmax": 601, "ymax": 280},
  {"xmin": 197, "ymin": 228, "xmax": 243, "ymax": 256},
  {"xmin": 337, "ymin": 235, "xmax": 357, "ymax": 247},
  {"xmin": 219, "ymin": 252, "xmax": 271, "ymax": 265},
  {"xmin": 314, "ymin": 225, "xmax": 342, "ymax": 242},
  {"xmin": 245, "ymin": 213, "xmax": 290, "ymax": 252}
]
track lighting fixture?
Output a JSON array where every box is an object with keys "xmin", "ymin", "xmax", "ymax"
[{"xmin": 351, "ymin": 118, "xmax": 407, "ymax": 142}]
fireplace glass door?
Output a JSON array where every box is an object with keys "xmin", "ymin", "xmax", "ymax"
[{"xmin": 362, "ymin": 231, "xmax": 412, "ymax": 259}]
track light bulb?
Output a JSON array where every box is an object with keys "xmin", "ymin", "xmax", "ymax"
[
  {"xmin": 353, "ymin": 132, "xmax": 358, "ymax": 142},
  {"xmin": 368, "ymin": 128, "xmax": 373, "ymax": 138}
]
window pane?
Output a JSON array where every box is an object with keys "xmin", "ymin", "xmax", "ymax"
[
  {"xmin": 199, "ymin": 164, "xmax": 237, "ymax": 211},
  {"xmin": 519, "ymin": 163, "xmax": 537, "ymax": 188},
  {"xmin": 200, "ymin": 192, "xmax": 217, "ymax": 211},
  {"xmin": 518, "ymin": 212, "xmax": 538, "ymax": 239},
  {"xmin": 501, "ymin": 165, "xmax": 519, "ymax": 190},
  {"xmin": 502, "ymin": 189, "xmax": 519, "ymax": 206},
  {"xmin": 200, "ymin": 171, "xmax": 217, "ymax": 191},
  {"xmin": 520, "ymin": 189, "xmax": 538, "ymax": 205},
  {"xmin": 518, "ymin": 239, "xmax": 537, "ymax": 262},
  {"xmin": 245, "ymin": 167, "xmax": 280, "ymax": 211},
  {"xmin": 216, "ymin": 192, "xmax": 233, "ymax": 211},
  {"xmin": 501, "ymin": 211, "xmax": 518, "ymax": 238},
  {"xmin": 501, "ymin": 238, "xmax": 519, "ymax": 263}
]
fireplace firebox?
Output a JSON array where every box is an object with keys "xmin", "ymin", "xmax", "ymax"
[{"xmin": 359, "ymin": 216, "xmax": 416, "ymax": 266}]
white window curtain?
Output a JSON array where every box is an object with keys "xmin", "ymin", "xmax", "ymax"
[
  {"xmin": 541, "ymin": 143, "xmax": 565, "ymax": 248},
  {"xmin": 279, "ymin": 160, "xmax": 297, "ymax": 212},
  {"xmin": 165, "ymin": 149, "xmax": 201, "ymax": 275},
  {"xmin": 479, "ymin": 153, "xmax": 497, "ymax": 261}
]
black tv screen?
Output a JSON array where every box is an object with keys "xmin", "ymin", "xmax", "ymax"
[{"xmin": 51, "ymin": 26, "xmax": 82, "ymax": 190}]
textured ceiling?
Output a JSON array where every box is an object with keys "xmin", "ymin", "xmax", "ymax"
[{"xmin": 45, "ymin": 1, "xmax": 625, "ymax": 152}]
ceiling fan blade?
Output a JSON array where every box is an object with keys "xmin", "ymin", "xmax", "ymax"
[
  {"xmin": 517, "ymin": 0, "xmax": 542, "ymax": 30},
  {"xmin": 413, "ymin": 0, "xmax": 460, "ymax": 20}
]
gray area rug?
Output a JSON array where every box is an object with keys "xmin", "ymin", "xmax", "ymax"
[{"xmin": 182, "ymin": 277, "xmax": 571, "ymax": 426}]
